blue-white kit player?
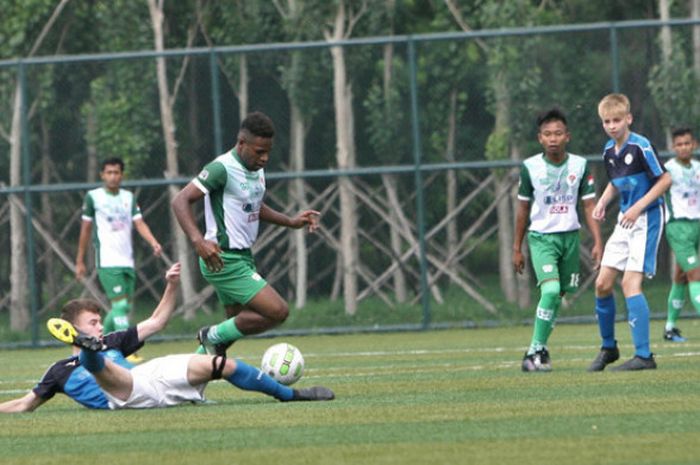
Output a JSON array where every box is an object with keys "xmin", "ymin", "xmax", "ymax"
[{"xmin": 588, "ymin": 93, "xmax": 671, "ymax": 371}]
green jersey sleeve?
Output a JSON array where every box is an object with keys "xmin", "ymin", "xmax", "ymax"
[
  {"xmin": 82, "ymin": 192, "xmax": 95, "ymax": 218},
  {"xmin": 131, "ymin": 194, "xmax": 142, "ymax": 218},
  {"xmin": 517, "ymin": 164, "xmax": 533, "ymax": 200},
  {"xmin": 196, "ymin": 161, "xmax": 228, "ymax": 192},
  {"xmin": 578, "ymin": 162, "xmax": 595, "ymax": 199}
]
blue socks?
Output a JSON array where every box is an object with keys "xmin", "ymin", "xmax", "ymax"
[
  {"xmin": 79, "ymin": 350, "xmax": 105, "ymax": 373},
  {"xmin": 596, "ymin": 293, "xmax": 651, "ymax": 358},
  {"xmin": 626, "ymin": 294, "xmax": 651, "ymax": 358},
  {"xmin": 226, "ymin": 360, "xmax": 294, "ymax": 401},
  {"xmin": 595, "ymin": 294, "xmax": 617, "ymax": 349}
]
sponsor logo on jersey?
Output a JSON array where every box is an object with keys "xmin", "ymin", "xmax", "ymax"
[{"xmin": 543, "ymin": 194, "xmax": 576, "ymax": 205}]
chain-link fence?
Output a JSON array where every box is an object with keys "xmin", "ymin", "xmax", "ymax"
[{"xmin": 1, "ymin": 18, "xmax": 699, "ymax": 346}]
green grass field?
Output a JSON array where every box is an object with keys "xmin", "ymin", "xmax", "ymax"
[{"xmin": 2, "ymin": 320, "xmax": 700, "ymax": 465}]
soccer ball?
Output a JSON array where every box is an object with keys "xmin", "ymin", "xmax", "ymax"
[{"xmin": 261, "ymin": 343, "xmax": 305, "ymax": 386}]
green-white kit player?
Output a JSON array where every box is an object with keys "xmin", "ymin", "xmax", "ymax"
[
  {"xmin": 663, "ymin": 127, "xmax": 700, "ymax": 342},
  {"xmin": 172, "ymin": 112, "xmax": 320, "ymax": 355},
  {"xmin": 513, "ymin": 108, "xmax": 603, "ymax": 372},
  {"xmin": 76, "ymin": 158, "xmax": 162, "ymax": 363}
]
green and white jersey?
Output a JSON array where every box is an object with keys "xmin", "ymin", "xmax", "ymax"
[
  {"xmin": 665, "ymin": 158, "xmax": 700, "ymax": 221},
  {"xmin": 81, "ymin": 188, "xmax": 142, "ymax": 268},
  {"xmin": 517, "ymin": 153, "xmax": 595, "ymax": 233},
  {"xmin": 193, "ymin": 148, "xmax": 265, "ymax": 249}
]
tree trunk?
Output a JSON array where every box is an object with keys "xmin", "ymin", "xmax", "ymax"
[
  {"xmin": 659, "ymin": 0, "xmax": 673, "ymax": 149},
  {"xmin": 382, "ymin": 174, "xmax": 407, "ymax": 302},
  {"xmin": 381, "ymin": 40, "xmax": 406, "ymax": 302},
  {"xmin": 148, "ymin": 0, "xmax": 196, "ymax": 316},
  {"xmin": 9, "ymin": 84, "xmax": 28, "ymax": 331},
  {"xmin": 327, "ymin": 2, "xmax": 359, "ymax": 315},
  {"xmin": 511, "ymin": 143, "xmax": 531, "ymax": 309},
  {"xmin": 289, "ymin": 103, "xmax": 308, "ymax": 309},
  {"xmin": 492, "ymin": 76, "xmax": 518, "ymax": 303}
]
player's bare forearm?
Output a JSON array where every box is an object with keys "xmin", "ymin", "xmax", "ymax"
[
  {"xmin": 512, "ymin": 200, "xmax": 530, "ymax": 253},
  {"xmin": 134, "ymin": 219, "xmax": 161, "ymax": 252},
  {"xmin": 171, "ymin": 183, "xmax": 206, "ymax": 245},
  {"xmin": 0, "ymin": 392, "xmax": 44, "ymax": 413},
  {"xmin": 632, "ymin": 172, "xmax": 672, "ymax": 213},
  {"xmin": 582, "ymin": 199, "xmax": 603, "ymax": 247},
  {"xmin": 75, "ymin": 221, "xmax": 92, "ymax": 279},
  {"xmin": 512, "ymin": 200, "xmax": 530, "ymax": 274},
  {"xmin": 136, "ymin": 263, "xmax": 181, "ymax": 340},
  {"xmin": 259, "ymin": 203, "xmax": 292, "ymax": 227}
]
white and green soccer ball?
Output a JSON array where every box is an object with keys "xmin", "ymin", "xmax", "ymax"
[{"xmin": 261, "ymin": 343, "xmax": 305, "ymax": 386}]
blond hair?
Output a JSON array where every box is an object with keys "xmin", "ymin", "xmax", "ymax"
[{"xmin": 598, "ymin": 93, "xmax": 631, "ymax": 118}]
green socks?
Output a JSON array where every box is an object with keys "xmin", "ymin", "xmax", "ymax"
[
  {"xmin": 528, "ymin": 280, "xmax": 561, "ymax": 355},
  {"xmin": 666, "ymin": 282, "xmax": 687, "ymax": 331},
  {"xmin": 208, "ymin": 318, "xmax": 245, "ymax": 345},
  {"xmin": 103, "ymin": 299, "xmax": 131, "ymax": 334}
]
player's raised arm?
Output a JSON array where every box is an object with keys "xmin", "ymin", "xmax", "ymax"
[{"xmin": 135, "ymin": 263, "xmax": 181, "ymax": 341}]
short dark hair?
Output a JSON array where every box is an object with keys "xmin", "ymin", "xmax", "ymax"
[
  {"xmin": 240, "ymin": 111, "xmax": 275, "ymax": 139},
  {"xmin": 671, "ymin": 127, "xmax": 694, "ymax": 139},
  {"xmin": 60, "ymin": 299, "xmax": 102, "ymax": 324},
  {"xmin": 101, "ymin": 157, "xmax": 124, "ymax": 172},
  {"xmin": 537, "ymin": 108, "xmax": 568, "ymax": 130}
]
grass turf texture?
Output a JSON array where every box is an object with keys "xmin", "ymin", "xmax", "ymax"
[{"xmin": 1, "ymin": 321, "xmax": 700, "ymax": 465}]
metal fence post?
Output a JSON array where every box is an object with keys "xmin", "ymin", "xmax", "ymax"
[
  {"xmin": 609, "ymin": 24, "xmax": 620, "ymax": 92},
  {"xmin": 407, "ymin": 39, "xmax": 431, "ymax": 329},
  {"xmin": 210, "ymin": 49, "xmax": 223, "ymax": 156},
  {"xmin": 19, "ymin": 62, "xmax": 40, "ymax": 346}
]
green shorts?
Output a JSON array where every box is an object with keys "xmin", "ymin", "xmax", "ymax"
[
  {"xmin": 200, "ymin": 249, "xmax": 268, "ymax": 306},
  {"xmin": 97, "ymin": 267, "xmax": 136, "ymax": 301},
  {"xmin": 666, "ymin": 220, "xmax": 700, "ymax": 272},
  {"xmin": 527, "ymin": 230, "xmax": 580, "ymax": 293}
]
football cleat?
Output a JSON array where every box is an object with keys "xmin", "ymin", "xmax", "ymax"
[
  {"xmin": 47, "ymin": 318, "xmax": 77, "ymax": 345},
  {"xmin": 610, "ymin": 354, "xmax": 657, "ymax": 371},
  {"xmin": 197, "ymin": 326, "xmax": 233, "ymax": 356},
  {"xmin": 587, "ymin": 344, "xmax": 620, "ymax": 372},
  {"xmin": 47, "ymin": 318, "xmax": 105, "ymax": 351},
  {"xmin": 521, "ymin": 349, "xmax": 552, "ymax": 372},
  {"xmin": 663, "ymin": 328, "xmax": 687, "ymax": 343},
  {"xmin": 289, "ymin": 386, "xmax": 335, "ymax": 401}
]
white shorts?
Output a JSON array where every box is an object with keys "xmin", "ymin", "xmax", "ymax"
[
  {"xmin": 106, "ymin": 354, "xmax": 207, "ymax": 409},
  {"xmin": 600, "ymin": 206, "xmax": 664, "ymax": 277}
]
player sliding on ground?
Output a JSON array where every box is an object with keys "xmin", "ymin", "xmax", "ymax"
[{"xmin": 0, "ymin": 263, "xmax": 333, "ymax": 413}]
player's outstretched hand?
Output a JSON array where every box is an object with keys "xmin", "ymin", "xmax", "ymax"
[
  {"xmin": 165, "ymin": 262, "xmax": 181, "ymax": 283},
  {"xmin": 291, "ymin": 210, "xmax": 321, "ymax": 233}
]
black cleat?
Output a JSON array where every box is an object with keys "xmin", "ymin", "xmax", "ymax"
[
  {"xmin": 610, "ymin": 354, "xmax": 657, "ymax": 371},
  {"xmin": 663, "ymin": 328, "xmax": 687, "ymax": 342},
  {"xmin": 588, "ymin": 344, "xmax": 620, "ymax": 372},
  {"xmin": 74, "ymin": 334, "xmax": 106, "ymax": 352},
  {"xmin": 197, "ymin": 326, "xmax": 233, "ymax": 356},
  {"xmin": 290, "ymin": 386, "xmax": 335, "ymax": 401},
  {"xmin": 521, "ymin": 349, "xmax": 552, "ymax": 372}
]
